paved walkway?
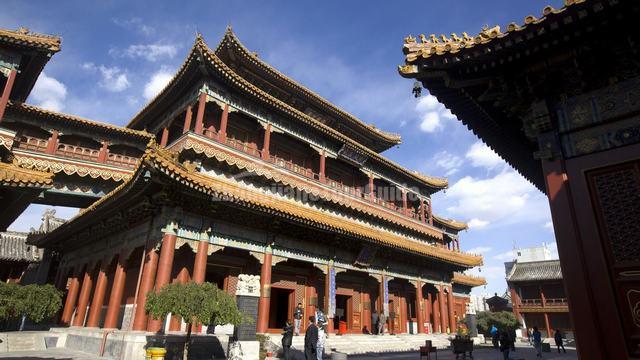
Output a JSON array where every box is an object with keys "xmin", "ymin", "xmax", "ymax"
[
  {"xmin": 0, "ymin": 348, "xmax": 106, "ymax": 360},
  {"xmin": 348, "ymin": 344, "xmax": 578, "ymax": 360}
]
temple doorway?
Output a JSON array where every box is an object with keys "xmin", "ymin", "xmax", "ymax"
[
  {"xmin": 334, "ymin": 294, "xmax": 352, "ymax": 330},
  {"xmin": 269, "ymin": 287, "xmax": 294, "ymax": 329}
]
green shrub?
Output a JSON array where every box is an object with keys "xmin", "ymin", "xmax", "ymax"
[{"xmin": 0, "ymin": 283, "xmax": 63, "ymax": 325}]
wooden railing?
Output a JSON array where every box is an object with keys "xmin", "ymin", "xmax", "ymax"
[
  {"xmin": 520, "ymin": 298, "xmax": 568, "ymax": 307},
  {"xmin": 16, "ymin": 135, "xmax": 138, "ymax": 170},
  {"xmin": 193, "ymin": 131, "xmax": 430, "ymax": 224}
]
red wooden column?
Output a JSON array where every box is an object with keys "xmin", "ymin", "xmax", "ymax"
[
  {"xmin": 194, "ymin": 92, "xmax": 207, "ymax": 135},
  {"xmin": 0, "ymin": 69, "xmax": 17, "ymax": 123},
  {"xmin": 256, "ymin": 246, "xmax": 273, "ymax": 334},
  {"xmin": 416, "ymin": 280, "xmax": 424, "ymax": 333},
  {"xmin": 182, "ymin": 105, "xmax": 193, "ymax": 133},
  {"xmin": 261, "ymin": 124, "xmax": 272, "ymax": 161},
  {"xmin": 544, "ymin": 313, "xmax": 551, "ymax": 338},
  {"xmin": 510, "ymin": 287, "xmax": 522, "ymax": 323},
  {"xmin": 378, "ymin": 274, "xmax": 387, "ymax": 334},
  {"xmin": 147, "ymin": 232, "xmax": 177, "ymax": 332},
  {"xmin": 72, "ymin": 265, "xmax": 94, "ymax": 326},
  {"xmin": 447, "ymin": 287, "xmax": 456, "ymax": 333},
  {"xmin": 419, "ymin": 198, "xmax": 426, "ymax": 223},
  {"xmin": 438, "ymin": 286, "xmax": 448, "ymax": 333},
  {"xmin": 97, "ymin": 142, "xmax": 109, "ymax": 163},
  {"xmin": 368, "ymin": 174, "xmax": 375, "ymax": 202},
  {"xmin": 159, "ymin": 127, "xmax": 170, "ymax": 147},
  {"xmin": 425, "ymin": 292, "xmax": 432, "ymax": 333},
  {"xmin": 427, "ymin": 200, "xmax": 433, "ymax": 225},
  {"xmin": 131, "ymin": 244, "xmax": 159, "ymax": 331},
  {"xmin": 401, "ymin": 190, "xmax": 408, "ymax": 216},
  {"xmin": 432, "ymin": 292, "xmax": 441, "ymax": 333},
  {"xmin": 319, "ymin": 150, "xmax": 326, "ymax": 182},
  {"xmin": 192, "ymin": 240, "xmax": 208, "ymax": 284},
  {"xmin": 325, "ymin": 262, "xmax": 335, "ymax": 334},
  {"xmin": 45, "ymin": 130, "xmax": 59, "ymax": 154},
  {"xmin": 103, "ymin": 250, "xmax": 128, "ymax": 329},
  {"xmin": 86, "ymin": 258, "xmax": 110, "ymax": 328},
  {"xmin": 218, "ymin": 104, "xmax": 229, "ymax": 142},
  {"xmin": 60, "ymin": 266, "xmax": 82, "ymax": 326},
  {"xmin": 169, "ymin": 266, "xmax": 190, "ymax": 331}
]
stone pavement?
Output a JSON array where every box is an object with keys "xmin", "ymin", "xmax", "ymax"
[
  {"xmin": 347, "ymin": 344, "xmax": 578, "ymax": 360},
  {"xmin": 0, "ymin": 348, "xmax": 106, "ymax": 360}
]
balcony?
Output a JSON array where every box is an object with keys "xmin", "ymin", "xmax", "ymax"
[
  {"xmin": 178, "ymin": 131, "xmax": 430, "ymax": 225},
  {"xmin": 15, "ymin": 135, "xmax": 139, "ymax": 171},
  {"xmin": 519, "ymin": 298, "xmax": 569, "ymax": 312}
]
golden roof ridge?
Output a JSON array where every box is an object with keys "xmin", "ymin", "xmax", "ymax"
[
  {"xmin": 216, "ymin": 28, "xmax": 402, "ymax": 145},
  {"xmin": 400, "ymin": 0, "xmax": 588, "ymax": 69},
  {"xmin": 452, "ymin": 272, "xmax": 487, "ymax": 287},
  {"xmin": 433, "ymin": 214, "xmax": 468, "ymax": 231},
  {"xmin": 0, "ymin": 160, "xmax": 53, "ymax": 188},
  {"xmin": 0, "ymin": 27, "xmax": 61, "ymax": 52},
  {"xmin": 10, "ymin": 102, "xmax": 152, "ymax": 139}
]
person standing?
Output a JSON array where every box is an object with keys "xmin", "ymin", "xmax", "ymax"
[
  {"xmin": 304, "ymin": 316, "xmax": 319, "ymax": 360},
  {"xmin": 491, "ymin": 325, "xmax": 499, "ymax": 349},
  {"xmin": 282, "ymin": 320, "xmax": 293, "ymax": 360},
  {"xmin": 294, "ymin": 303, "xmax": 304, "ymax": 336},
  {"xmin": 499, "ymin": 330, "xmax": 511, "ymax": 360},
  {"xmin": 533, "ymin": 326, "xmax": 542, "ymax": 357},
  {"xmin": 377, "ymin": 311, "xmax": 386, "ymax": 335},
  {"xmin": 554, "ymin": 329, "xmax": 566, "ymax": 354},
  {"xmin": 371, "ymin": 310, "xmax": 379, "ymax": 335},
  {"xmin": 317, "ymin": 323, "xmax": 326, "ymax": 360}
]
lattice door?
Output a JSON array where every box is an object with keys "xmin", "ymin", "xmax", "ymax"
[{"xmin": 587, "ymin": 161, "xmax": 640, "ymax": 357}]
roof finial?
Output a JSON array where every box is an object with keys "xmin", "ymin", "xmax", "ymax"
[{"xmin": 225, "ymin": 25, "xmax": 233, "ymax": 34}]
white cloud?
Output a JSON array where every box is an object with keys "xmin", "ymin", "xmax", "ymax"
[
  {"xmin": 143, "ymin": 68, "xmax": 173, "ymax": 100},
  {"xmin": 414, "ymin": 94, "xmax": 456, "ymax": 133},
  {"xmin": 110, "ymin": 43, "xmax": 178, "ymax": 62},
  {"xmin": 465, "ymin": 141, "xmax": 505, "ymax": 170},
  {"xmin": 30, "ymin": 72, "xmax": 67, "ymax": 112},
  {"xmin": 544, "ymin": 221, "xmax": 554, "ymax": 231},
  {"xmin": 82, "ymin": 63, "xmax": 130, "ymax": 92},
  {"xmin": 443, "ymin": 170, "xmax": 550, "ymax": 229},
  {"xmin": 468, "ymin": 218, "xmax": 489, "ymax": 229},
  {"xmin": 467, "ymin": 246, "xmax": 492, "ymax": 254},
  {"xmin": 466, "ymin": 265, "xmax": 505, "ymax": 281},
  {"xmin": 493, "ymin": 250, "xmax": 515, "ymax": 261},
  {"xmin": 112, "ymin": 17, "xmax": 155, "ymax": 36},
  {"xmin": 431, "ymin": 151, "xmax": 463, "ymax": 176}
]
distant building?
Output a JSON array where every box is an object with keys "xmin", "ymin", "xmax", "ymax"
[
  {"xmin": 0, "ymin": 209, "xmax": 65, "ymax": 283},
  {"xmin": 505, "ymin": 245, "xmax": 573, "ymax": 339},
  {"xmin": 485, "ymin": 292, "xmax": 512, "ymax": 313}
]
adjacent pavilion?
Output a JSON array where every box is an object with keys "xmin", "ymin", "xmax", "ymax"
[{"xmin": 400, "ymin": 0, "xmax": 640, "ymax": 358}]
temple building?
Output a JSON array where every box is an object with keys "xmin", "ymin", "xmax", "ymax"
[
  {"xmin": 506, "ymin": 259, "xmax": 573, "ymax": 339},
  {"xmin": 0, "ymin": 25, "xmax": 485, "ymax": 353},
  {"xmin": 400, "ymin": 0, "xmax": 640, "ymax": 358}
]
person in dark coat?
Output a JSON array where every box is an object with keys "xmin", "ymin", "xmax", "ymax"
[
  {"xmin": 282, "ymin": 320, "xmax": 294, "ymax": 360},
  {"xmin": 371, "ymin": 310, "xmax": 379, "ymax": 335},
  {"xmin": 499, "ymin": 330, "xmax": 511, "ymax": 360},
  {"xmin": 508, "ymin": 328, "xmax": 517, "ymax": 351},
  {"xmin": 554, "ymin": 329, "xmax": 567, "ymax": 353},
  {"xmin": 304, "ymin": 316, "xmax": 318, "ymax": 360}
]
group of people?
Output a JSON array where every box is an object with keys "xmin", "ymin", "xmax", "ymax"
[
  {"xmin": 281, "ymin": 303, "xmax": 329, "ymax": 360},
  {"xmin": 491, "ymin": 325, "xmax": 567, "ymax": 359},
  {"xmin": 370, "ymin": 309, "xmax": 386, "ymax": 335}
]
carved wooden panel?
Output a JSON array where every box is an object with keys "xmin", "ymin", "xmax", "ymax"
[{"xmin": 587, "ymin": 161, "xmax": 640, "ymax": 357}]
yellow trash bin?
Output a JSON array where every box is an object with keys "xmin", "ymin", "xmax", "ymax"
[{"xmin": 146, "ymin": 347, "xmax": 167, "ymax": 360}]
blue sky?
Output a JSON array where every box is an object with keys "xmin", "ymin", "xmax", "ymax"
[{"xmin": 3, "ymin": 0, "xmax": 564, "ymax": 295}]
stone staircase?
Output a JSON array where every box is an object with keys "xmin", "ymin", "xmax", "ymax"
[{"xmin": 267, "ymin": 333, "xmax": 452, "ymax": 357}]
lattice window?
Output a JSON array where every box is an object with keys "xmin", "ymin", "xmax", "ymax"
[{"xmin": 591, "ymin": 165, "xmax": 640, "ymax": 263}]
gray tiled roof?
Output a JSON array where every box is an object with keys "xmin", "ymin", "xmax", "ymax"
[
  {"xmin": 507, "ymin": 260, "xmax": 562, "ymax": 282},
  {"xmin": 0, "ymin": 231, "xmax": 39, "ymax": 262}
]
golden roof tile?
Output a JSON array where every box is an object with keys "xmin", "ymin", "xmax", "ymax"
[
  {"xmin": 216, "ymin": 27, "xmax": 402, "ymax": 146},
  {"xmin": 8, "ymin": 102, "xmax": 153, "ymax": 140},
  {"xmin": 433, "ymin": 215, "xmax": 468, "ymax": 231},
  {"xmin": 71, "ymin": 144, "xmax": 482, "ymax": 267},
  {"xmin": 129, "ymin": 36, "xmax": 448, "ymax": 190},
  {"xmin": 400, "ymin": 0, "xmax": 587, "ymax": 67},
  {"xmin": 0, "ymin": 27, "xmax": 61, "ymax": 53},
  {"xmin": 452, "ymin": 272, "xmax": 487, "ymax": 287},
  {"xmin": 0, "ymin": 161, "xmax": 53, "ymax": 188}
]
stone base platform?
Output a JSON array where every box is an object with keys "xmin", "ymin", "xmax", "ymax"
[{"xmin": 47, "ymin": 327, "xmax": 231, "ymax": 359}]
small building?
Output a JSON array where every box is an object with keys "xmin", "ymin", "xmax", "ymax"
[
  {"xmin": 485, "ymin": 292, "xmax": 511, "ymax": 313},
  {"xmin": 507, "ymin": 259, "xmax": 573, "ymax": 339}
]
